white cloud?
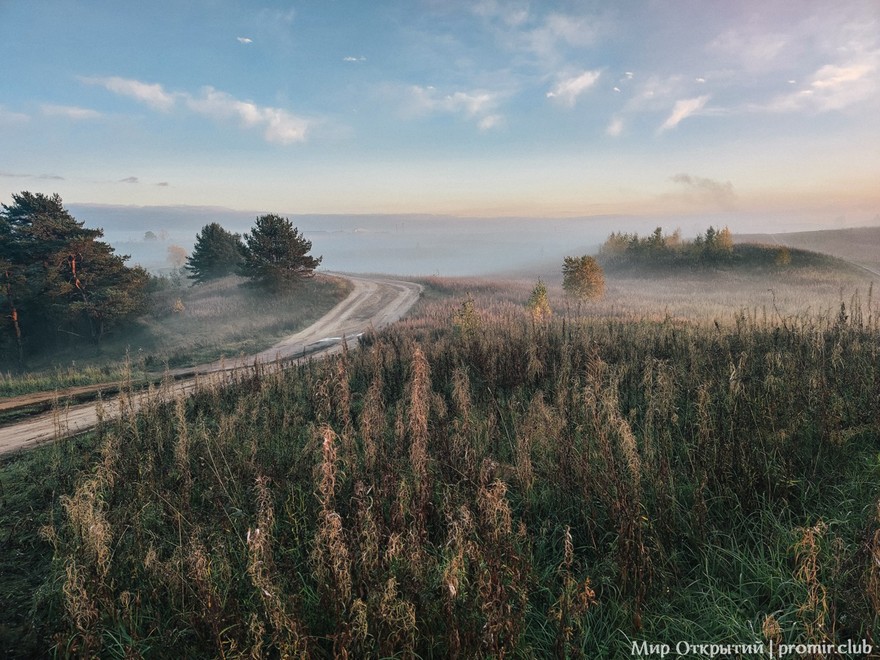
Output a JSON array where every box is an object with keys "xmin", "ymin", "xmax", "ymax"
[
  {"xmin": 81, "ymin": 75, "xmax": 176, "ymax": 111},
  {"xmin": 546, "ymin": 70, "xmax": 601, "ymax": 106},
  {"xmin": 80, "ymin": 75, "xmax": 311, "ymax": 145},
  {"xmin": 406, "ymin": 85, "xmax": 503, "ymax": 129},
  {"xmin": 40, "ymin": 104, "xmax": 102, "ymax": 120},
  {"xmin": 478, "ymin": 114, "xmax": 503, "ymax": 131},
  {"xmin": 237, "ymin": 37, "xmax": 253, "ymax": 44},
  {"xmin": 343, "ymin": 56, "xmax": 366, "ymax": 62},
  {"xmin": 606, "ymin": 116, "xmax": 624, "ymax": 137},
  {"xmin": 658, "ymin": 95, "xmax": 710, "ymax": 132},
  {"xmin": 186, "ymin": 86, "xmax": 309, "ymax": 144},
  {"xmin": 759, "ymin": 55, "xmax": 878, "ymax": 113}
]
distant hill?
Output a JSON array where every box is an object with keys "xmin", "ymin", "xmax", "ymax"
[{"xmin": 735, "ymin": 226, "xmax": 880, "ymax": 274}]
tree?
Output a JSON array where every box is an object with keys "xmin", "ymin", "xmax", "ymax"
[
  {"xmin": 562, "ymin": 255, "xmax": 605, "ymax": 301},
  {"xmin": 240, "ymin": 214, "xmax": 321, "ymax": 290},
  {"xmin": 167, "ymin": 245, "xmax": 188, "ymax": 269},
  {"xmin": 0, "ymin": 191, "xmax": 148, "ymax": 357},
  {"xmin": 526, "ymin": 279, "xmax": 552, "ymax": 322},
  {"xmin": 49, "ymin": 237, "xmax": 149, "ymax": 344},
  {"xmin": 185, "ymin": 223, "xmax": 245, "ymax": 283}
]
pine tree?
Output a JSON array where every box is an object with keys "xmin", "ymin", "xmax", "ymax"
[
  {"xmin": 240, "ymin": 214, "xmax": 321, "ymax": 291},
  {"xmin": 1, "ymin": 191, "xmax": 148, "ymax": 355},
  {"xmin": 185, "ymin": 223, "xmax": 244, "ymax": 283}
]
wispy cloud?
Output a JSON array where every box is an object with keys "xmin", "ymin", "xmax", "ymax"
[
  {"xmin": 546, "ymin": 70, "xmax": 601, "ymax": 106},
  {"xmin": 525, "ymin": 12, "xmax": 605, "ymax": 60},
  {"xmin": 710, "ymin": 29, "xmax": 789, "ymax": 72},
  {"xmin": 80, "ymin": 75, "xmax": 176, "ymax": 111},
  {"xmin": 155, "ymin": 182, "xmax": 170, "ymax": 187},
  {"xmin": 759, "ymin": 55, "xmax": 878, "ymax": 113},
  {"xmin": 0, "ymin": 171, "xmax": 64, "ymax": 180},
  {"xmin": 606, "ymin": 116, "xmax": 624, "ymax": 137},
  {"xmin": 119, "ymin": 176, "xmax": 139, "ymax": 184},
  {"xmin": 40, "ymin": 103, "xmax": 102, "ymax": 120},
  {"xmin": 237, "ymin": 36, "xmax": 253, "ymax": 44},
  {"xmin": 670, "ymin": 173, "xmax": 736, "ymax": 209},
  {"xmin": 81, "ymin": 75, "xmax": 311, "ymax": 144},
  {"xmin": 472, "ymin": 0, "xmax": 530, "ymax": 28},
  {"xmin": 343, "ymin": 56, "xmax": 366, "ymax": 63},
  {"xmin": 658, "ymin": 95, "xmax": 710, "ymax": 132},
  {"xmin": 406, "ymin": 85, "xmax": 503, "ymax": 129},
  {"xmin": 186, "ymin": 86, "xmax": 309, "ymax": 144}
]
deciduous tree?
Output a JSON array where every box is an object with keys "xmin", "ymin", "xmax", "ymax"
[{"xmin": 562, "ymin": 255, "xmax": 605, "ymax": 301}]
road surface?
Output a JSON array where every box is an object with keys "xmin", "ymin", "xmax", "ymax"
[{"xmin": 0, "ymin": 274, "xmax": 422, "ymax": 456}]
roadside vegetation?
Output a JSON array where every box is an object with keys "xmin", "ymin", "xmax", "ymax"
[
  {"xmin": 2, "ymin": 260, "xmax": 878, "ymax": 656},
  {"xmin": 1, "ymin": 193, "xmax": 340, "ymax": 397},
  {"xmin": 0, "ymin": 274, "xmax": 352, "ymax": 398}
]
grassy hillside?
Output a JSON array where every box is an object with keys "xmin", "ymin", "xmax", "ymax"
[
  {"xmin": 736, "ymin": 226, "xmax": 880, "ymax": 273},
  {"xmin": 0, "ymin": 274, "xmax": 352, "ymax": 398},
  {"xmin": 2, "ymin": 280, "xmax": 878, "ymax": 657}
]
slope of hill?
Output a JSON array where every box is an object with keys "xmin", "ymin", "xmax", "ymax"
[{"xmin": 735, "ymin": 226, "xmax": 880, "ymax": 273}]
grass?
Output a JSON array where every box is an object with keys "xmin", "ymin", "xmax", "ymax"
[
  {"xmin": 0, "ymin": 274, "xmax": 352, "ymax": 398},
  {"xmin": 2, "ymin": 268, "xmax": 879, "ymax": 657}
]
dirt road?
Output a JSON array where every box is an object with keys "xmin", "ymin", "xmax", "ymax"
[{"xmin": 0, "ymin": 274, "xmax": 422, "ymax": 456}]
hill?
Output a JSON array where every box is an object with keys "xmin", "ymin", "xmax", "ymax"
[{"xmin": 736, "ymin": 226, "xmax": 880, "ymax": 274}]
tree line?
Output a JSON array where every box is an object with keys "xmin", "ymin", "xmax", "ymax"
[
  {"xmin": 1, "ymin": 192, "xmax": 321, "ymax": 367},
  {"xmin": 600, "ymin": 226, "xmax": 735, "ymax": 266}
]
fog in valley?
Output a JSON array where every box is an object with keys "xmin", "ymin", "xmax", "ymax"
[{"xmin": 68, "ymin": 203, "xmax": 879, "ymax": 277}]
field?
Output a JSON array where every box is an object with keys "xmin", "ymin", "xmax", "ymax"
[
  {"xmin": 1, "ymin": 247, "xmax": 878, "ymax": 657},
  {"xmin": 0, "ymin": 274, "xmax": 353, "ymax": 399}
]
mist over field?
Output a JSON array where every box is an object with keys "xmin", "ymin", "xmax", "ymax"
[{"xmin": 67, "ymin": 203, "xmax": 879, "ymax": 277}]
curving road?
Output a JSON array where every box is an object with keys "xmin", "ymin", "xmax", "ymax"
[{"xmin": 0, "ymin": 274, "xmax": 422, "ymax": 456}]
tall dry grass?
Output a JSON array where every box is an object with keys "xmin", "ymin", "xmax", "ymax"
[{"xmin": 7, "ymin": 276, "xmax": 878, "ymax": 657}]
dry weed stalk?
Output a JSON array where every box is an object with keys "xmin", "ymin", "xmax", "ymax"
[
  {"xmin": 406, "ymin": 346, "xmax": 432, "ymax": 535},
  {"xmin": 552, "ymin": 526, "xmax": 597, "ymax": 658},
  {"xmin": 793, "ymin": 521, "xmax": 831, "ymax": 647},
  {"xmin": 247, "ymin": 474, "xmax": 309, "ymax": 658}
]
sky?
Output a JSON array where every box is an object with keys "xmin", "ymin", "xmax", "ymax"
[{"xmin": 1, "ymin": 0, "xmax": 879, "ymax": 223}]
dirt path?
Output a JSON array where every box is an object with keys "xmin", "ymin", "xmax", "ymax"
[{"xmin": 0, "ymin": 274, "xmax": 422, "ymax": 456}]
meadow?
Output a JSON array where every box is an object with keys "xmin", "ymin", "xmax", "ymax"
[{"xmin": 1, "ymin": 251, "xmax": 878, "ymax": 657}]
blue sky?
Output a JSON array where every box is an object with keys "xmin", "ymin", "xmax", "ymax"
[{"xmin": 1, "ymin": 0, "xmax": 878, "ymax": 222}]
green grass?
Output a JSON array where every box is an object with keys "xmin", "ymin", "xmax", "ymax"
[
  {"xmin": 0, "ymin": 274, "xmax": 352, "ymax": 398},
  {"xmin": 2, "ymin": 276, "xmax": 879, "ymax": 657}
]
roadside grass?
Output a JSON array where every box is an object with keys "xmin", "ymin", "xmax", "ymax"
[
  {"xmin": 2, "ymin": 271, "xmax": 879, "ymax": 656},
  {"xmin": 0, "ymin": 274, "xmax": 352, "ymax": 398}
]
